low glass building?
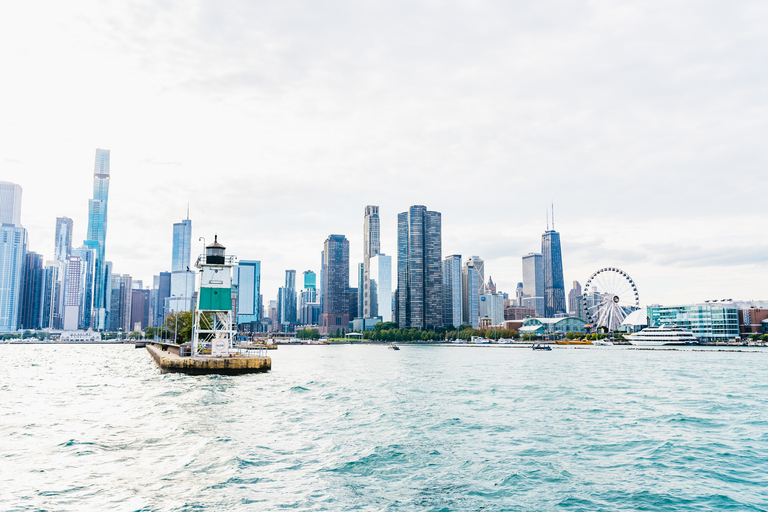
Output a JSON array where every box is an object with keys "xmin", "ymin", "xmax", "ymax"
[
  {"xmin": 519, "ymin": 317, "xmax": 587, "ymax": 336},
  {"xmin": 646, "ymin": 303, "xmax": 739, "ymax": 342}
]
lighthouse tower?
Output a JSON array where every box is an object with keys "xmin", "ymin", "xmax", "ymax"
[{"xmin": 192, "ymin": 236, "xmax": 237, "ymax": 356}]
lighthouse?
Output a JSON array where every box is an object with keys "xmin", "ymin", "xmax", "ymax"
[{"xmin": 192, "ymin": 235, "xmax": 237, "ymax": 356}]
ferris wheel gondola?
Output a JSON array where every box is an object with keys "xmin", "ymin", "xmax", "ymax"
[{"xmin": 582, "ymin": 267, "xmax": 639, "ymax": 332}]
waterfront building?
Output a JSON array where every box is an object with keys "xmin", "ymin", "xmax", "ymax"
[
  {"xmin": 369, "ymin": 253, "xmax": 392, "ymax": 322},
  {"xmin": 442, "ymin": 254, "xmax": 463, "ymax": 328},
  {"xmin": 739, "ymin": 307, "xmax": 768, "ymax": 336},
  {"xmin": 107, "ymin": 273, "xmax": 132, "ymax": 332},
  {"xmin": 234, "ymin": 260, "xmax": 261, "ymax": 331},
  {"xmin": 169, "ymin": 217, "xmax": 195, "ymax": 312},
  {"xmin": 299, "ymin": 270, "xmax": 319, "ymax": 326},
  {"xmin": 522, "ymin": 253, "xmax": 545, "ymax": 316},
  {"xmin": 348, "ymin": 287, "xmax": 358, "ymax": 324},
  {"xmin": 519, "ymin": 316, "xmax": 587, "ymax": 336},
  {"xmin": 321, "ymin": 234, "xmax": 350, "ymax": 334},
  {"xmin": 0, "ymin": 183, "xmax": 27, "ymax": 332},
  {"xmin": 542, "ymin": 228, "xmax": 566, "ymax": 317},
  {"xmin": 462, "ymin": 260, "xmax": 479, "ymax": 328},
  {"xmin": 63, "ymin": 255, "xmax": 82, "ymax": 331},
  {"xmin": 479, "ymin": 291, "xmax": 505, "ymax": 326},
  {"xmin": 397, "ymin": 205, "xmax": 442, "ymax": 329},
  {"xmin": 647, "ymin": 303, "xmax": 739, "ymax": 342},
  {"xmin": 70, "ymin": 246, "xmax": 96, "ymax": 329},
  {"xmin": 19, "ymin": 251, "xmax": 44, "ymax": 329},
  {"xmin": 466, "ymin": 256, "xmax": 485, "ymax": 297},
  {"xmin": 568, "ymin": 281, "xmax": 582, "ymax": 317},
  {"xmin": 84, "ymin": 149, "xmax": 111, "ymax": 330},
  {"xmin": 363, "ymin": 205, "xmax": 380, "ymax": 319}
]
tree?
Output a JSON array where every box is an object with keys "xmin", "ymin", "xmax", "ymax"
[{"xmin": 163, "ymin": 311, "xmax": 195, "ymax": 343}]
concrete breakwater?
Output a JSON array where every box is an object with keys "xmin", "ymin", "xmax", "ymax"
[{"xmin": 146, "ymin": 342, "xmax": 271, "ymax": 375}]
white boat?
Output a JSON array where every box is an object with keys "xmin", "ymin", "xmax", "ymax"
[
  {"xmin": 625, "ymin": 325, "xmax": 698, "ymax": 346},
  {"xmin": 592, "ymin": 339, "xmax": 614, "ymax": 346}
]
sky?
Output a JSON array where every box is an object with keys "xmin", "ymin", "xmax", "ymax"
[{"xmin": 2, "ymin": 0, "xmax": 767, "ymax": 308}]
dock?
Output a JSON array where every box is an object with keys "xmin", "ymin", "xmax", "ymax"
[{"xmin": 146, "ymin": 342, "xmax": 271, "ymax": 375}]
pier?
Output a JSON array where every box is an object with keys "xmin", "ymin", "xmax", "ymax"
[{"xmin": 146, "ymin": 342, "xmax": 271, "ymax": 375}]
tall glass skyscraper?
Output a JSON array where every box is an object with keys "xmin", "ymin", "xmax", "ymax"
[
  {"xmin": 84, "ymin": 149, "xmax": 110, "ymax": 329},
  {"xmin": 461, "ymin": 260, "xmax": 479, "ymax": 328},
  {"xmin": 235, "ymin": 260, "xmax": 261, "ymax": 330},
  {"xmin": 0, "ymin": 183, "xmax": 27, "ymax": 332},
  {"xmin": 278, "ymin": 269, "xmax": 297, "ymax": 327},
  {"xmin": 442, "ymin": 254, "xmax": 463, "ymax": 328},
  {"xmin": 321, "ymin": 234, "xmax": 349, "ymax": 334},
  {"xmin": 542, "ymin": 229, "xmax": 566, "ymax": 317},
  {"xmin": 363, "ymin": 205, "xmax": 380, "ymax": 318},
  {"xmin": 369, "ymin": 253, "xmax": 392, "ymax": 322},
  {"xmin": 522, "ymin": 252, "xmax": 545, "ymax": 316},
  {"xmin": 169, "ymin": 217, "xmax": 195, "ymax": 312},
  {"xmin": 54, "ymin": 217, "xmax": 73, "ymax": 263},
  {"xmin": 397, "ymin": 205, "xmax": 442, "ymax": 329},
  {"xmin": 172, "ymin": 219, "xmax": 192, "ymax": 272},
  {"xmin": 303, "ymin": 270, "xmax": 316, "ymax": 290}
]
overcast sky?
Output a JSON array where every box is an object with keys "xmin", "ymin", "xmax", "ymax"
[{"xmin": 2, "ymin": 0, "xmax": 767, "ymax": 307}]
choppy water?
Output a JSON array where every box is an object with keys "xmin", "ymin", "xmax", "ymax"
[{"xmin": 2, "ymin": 344, "xmax": 768, "ymax": 511}]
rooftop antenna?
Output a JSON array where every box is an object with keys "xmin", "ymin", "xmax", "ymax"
[
  {"xmin": 186, "ymin": 203, "xmax": 190, "ymax": 220},
  {"xmin": 552, "ymin": 202, "xmax": 555, "ymax": 230},
  {"xmin": 546, "ymin": 207, "xmax": 549, "ymax": 231}
]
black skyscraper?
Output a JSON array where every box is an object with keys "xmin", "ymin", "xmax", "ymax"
[{"xmin": 542, "ymin": 229, "xmax": 566, "ymax": 317}]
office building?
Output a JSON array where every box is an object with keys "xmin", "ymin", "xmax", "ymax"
[
  {"xmin": 369, "ymin": 253, "xmax": 392, "ymax": 322},
  {"xmin": 348, "ymin": 287, "xmax": 358, "ymax": 322},
  {"xmin": 169, "ymin": 217, "xmax": 195, "ymax": 312},
  {"xmin": 522, "ymin": 253, "xmax": 545, "ymax": 316},
  {"xmin": 462, "ymin": 260, "xmax": 479, "ymax": 328},
  {"xmin": 479, "ymin": 291, "xmax": 505, "ymax": 326},
  {"xmin": 515, "ymin": 282, "xmax": 524, "ymax": 307},
  {"xmin": 299, "ymin": 270, "xmax": 319, "ymax": 325},
  {"xmin": 320, "ymin": 234, "xmax": 350, "ymax": 334},
  {"xmin": 62, "ymin": 255, "xmax": 82, "ymax": 331},
  {"xmin": 151, "ymin": 272, "xmax": 171, "ymax": 327},
  {"xmin": 71, "ymin": 246, "xmax": 95, "ymax": 329},
  {"xmin": 54, "ymin": 217, "xmax": 73, "ymax": 262},
  {"xmin": 235, "ymin": 260, "xmax": 261, "ymax": 331},
  {"xmin": 647, "ymin": 303, "xmax": 739, "ymax": 342},
  {"xmin": 278, "ymin": 269, "xmax": 297, "ymax": 328},
  {"xmin": 40, "ymin": 260, "xmax": 63, "ymax": 329},
  {"xmin": 568, "ymin": 281, "xmax": 582, "ymax": 317},
  {"xmin": 356, "ymin": 263, "xmax": 364, "ymax": 319},
  {"xmin": 19, "ymin": 251, "xmax": 44, "ymax": 330},
  {"xmin": 130, "ymin": 288, "xmax": 150, "ymax": 331},
  {"xmin": 363, "ymin": 205, "xmax": 380, "ymax": 318},
  {"xmin": 442, "ymin": 254, "xmax": 462, "ymax": 328},
  {"xmin": 84, "ymin": 149, "xmax": 111, "ymax": 329},
  {"xmin": 542, "ymin": 228, "xmax": 566, "ymax": 317},
  {"xmin": 397, "ymin": 205, "xmax": 442, "ymax": 329},
  {"xmin": 303, "ymin": 270, "xmax": 316, "ymax": 290},
  {"xmin": 0, "ymin": 183, "xmax": 27, "ymax": 332}
]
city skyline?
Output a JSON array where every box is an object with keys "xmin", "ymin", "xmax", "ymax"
[{"xmin": 3, "ymin": 2, "xmax": 768, "ymax": 308}]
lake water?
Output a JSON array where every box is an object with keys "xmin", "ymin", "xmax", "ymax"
[{"xmin": 2, "ymin": 344, "xmax": 767, "ymax": 511}]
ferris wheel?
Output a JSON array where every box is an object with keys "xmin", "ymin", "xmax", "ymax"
[{"xmin": 582, "ymin": 267, "xmax": 639, "ymax": 332}]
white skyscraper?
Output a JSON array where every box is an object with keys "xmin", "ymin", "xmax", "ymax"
[
  {"xmin": 522, "ymin": 253, "xmax": 545, "ymax": 316},
  {"xmin": 0, "ymin": 182, "xmax": 27, "ymax": 332},
  {"xmin": 369, "ymin": 253, "xmax": 392, "ymax": 322}
]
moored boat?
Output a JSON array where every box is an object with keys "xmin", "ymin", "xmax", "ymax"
[{"xmin": 625, "ymin": 325, "xmax": 698, "ymax": 346}]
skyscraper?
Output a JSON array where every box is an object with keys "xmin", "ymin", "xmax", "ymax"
[
  {"xmin": 466, "ymin": 256, "xmax": 485, "ymax": 296},
  {"xmin": 522, "ymin": 253, "xmax": 545, "ymax": 316},
  {"xmin": 278, "ymin": 269, "xmax": 297, "ymax": 327},
  {"xmin": 321, "ymin": 234, "xmax": 349, "ymax": 334},
  {"xmin": 63, "ymin": 256, "xmax": 82, "ymax": 331},
  {"xmin": 71, "ymin": 246, "xmax": 95, "ymax": 329},
  {"xmin": 461, "ymin": 260, "xmax": 479, "ymax": 328},
  {"xmin": 151, "ymin": 271, "xmax": 171, "ymax": 327},
  {"xmin": 442, "ymin": 255, "xmax": 463, "ymax": 328},
  {"xmin": 542, "ymin": 228, "xmax": 566, "ymax": 317},
  {"xmin": 84, "ymin": 149, "xmax": 110, "ymax": 329},
  {"xmin": 0, "ymin": 182, "xmax": 26, "ymax": 332},
  {"xmin": 568, "ymin": 281, "xmax": 582, "ymax": 317},
  {"xmin": 303, "ymin": 270, "xmax": 316, "ymax": 290},
  {"xmin": 19, "ymin": 251, "xmax": 44, "ymax": 329},
  {"xmin": 169, "ymin": 217, "xmax": 195, "ymax": 312},
  {"xmin": 397, "ymin": 205, "xmax": 442, "ymax": 329},
  {"xmin": 235, "ymin": 260, "xmax": 261, "ymax": 331},
  {"xmin": 356, "ymin": 262, "xmax": 364, "ymax": 319},
  {"xmin": 363, "ymin": 205, "xmax": 380, "ymax": 319},
  {"xmin": 369, "ymin": 253, "xmax": 392, "ymax": 322},
  {"xmin": 54, "ymin": 217, "xmax": 73, "ymax": 263}
]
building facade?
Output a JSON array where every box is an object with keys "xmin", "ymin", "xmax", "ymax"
[
  {"xmin": 442, "ymin": 254, "xmax": 463, "ymax": 328},
  {"xmin": 542, "ymin": 229, "xmax": 566, "ymax": 317},
  {"xmin": 0, "ymin": 183, "xmax": 27, "ymax": 332},
  {"xmin": 369, "ymin": 253, "xmax": 392, "ymax": 322},
  {"xmin": 84, "ymin": 149, "xmax": 111, "ymax": 329},
  {"xmin": 169, "ymin": 217, "xmax": 195, "ymax": 312},
  {"xmin": 397, "ymin": 205, "xmax": 442, "ymax": 329},
  {"xmin": 522, "ymin": 252, "xmax": 545, "ymax": 316},
  {"xmin": 19, "ymin": 251, "xmax": 44, "ymax": 330},
  {"xmin": 462, "ymin": 260, "xmax": 479, "ymax": 328},
  {"xmin": 235, "ymin": 260, "xmax": 261, "ymax": 331},
  {"xmin": 321, "ymin": 235, "xmax": 350, "ymax": 334},
  {"xmin": 363, "ymin": 205, "xmax": 380, "ymax": 319},
  {"xmin": 647, "ymin": 303, "xmax": 739, "ymax": 342},
  {"xmin": 568, "ymin": 281, "xmax": 582, "ymax": 317}
]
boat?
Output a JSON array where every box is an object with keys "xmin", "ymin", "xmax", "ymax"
[
  {"xmin": 592, "ymin": 339, "xmax": 613, "ymax": 346},
  {"xmin": 625, "ymin": 325, "xmax": 698, "ymax": 346},
  {"xmin": 532, "ymin": 343, "xmax": 552, "ymax": 351},
  {"xmin": 388, "ymin": 343, "xmax": 400, "ymax": 351},
  {"xmin": 555, "ymin": 339, "xmax": 593, "ymax": 345}
]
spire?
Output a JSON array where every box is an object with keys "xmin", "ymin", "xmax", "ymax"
[
  {"xmin": 546, "ymin": 207, "xmax": 549, "ymax": 231},
  {"xmin": 186, "ymin": 203, "xmax": 190, "ymax": 220},
  {"xmin": 552, "ymin": 202, "xmax": 555, "ymax": 230}
]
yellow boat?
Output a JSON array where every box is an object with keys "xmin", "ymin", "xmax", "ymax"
[{"xmin": 555, "ymin": 339, "xmax": 593, "ymax": 345}]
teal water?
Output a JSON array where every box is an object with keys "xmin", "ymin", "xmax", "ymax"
[{"xmin": 1, "ymin": 344, "xmax": 767, "ymax": 511}]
